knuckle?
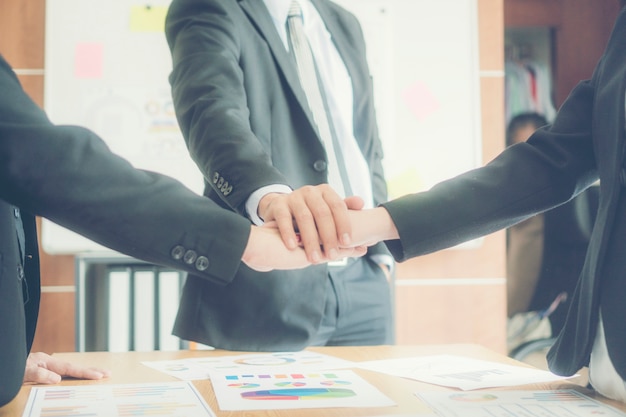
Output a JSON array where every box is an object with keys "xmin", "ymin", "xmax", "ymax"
[{"xmin": 294, "ymin": 209, "xmax": 314, "ymax": 223}]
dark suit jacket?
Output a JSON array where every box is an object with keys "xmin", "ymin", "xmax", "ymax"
[
  {"xmin": 0, "ymin": 55, "xmax": 252, "ymax": 406},
  {"xmin": 166, "ymin": 0, "xmax": 389, "ymax": 350},
  {"xmin": 381, "ymin": 8, "xmax": 626, "ymax": 379}
]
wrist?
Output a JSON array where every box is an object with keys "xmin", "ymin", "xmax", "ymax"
[
  {"xmin": 242, "ymin": 226, "xmax": 260, "ymax": 270},
  {"xmin": 374, "ymin": 207, "xmax": 399, "ymax": 241},
  {"xmin": 258, "ymin": 193, "xmax": 281, "ymax": 221}
]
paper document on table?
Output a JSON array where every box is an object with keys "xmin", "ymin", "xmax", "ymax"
[
  {"xmin": 21, "ymin": 381, "xmax": 215, "ymax": 417},
  {"xmin": 210, "ymin": 368, "xmax": 395, "ymax": 411},
  {"xmin": 416, "ymin": 389, "xmax": 626, "ymax": 417},
  {"xmin": 142, "ymin": 350, "xmax": 354, "ymax": 380},
  {"xmin": 356, "ymin": 354, "xmax": 574, "ymax": 390}
]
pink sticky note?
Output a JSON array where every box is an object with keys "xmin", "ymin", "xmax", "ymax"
[
  {"xmin": 402, "ymin": 81, "xmax": 440, "ymax": 121},
  {"xmin": 75, "ymin": 43, "xmax": 104, "ymax": 79}
]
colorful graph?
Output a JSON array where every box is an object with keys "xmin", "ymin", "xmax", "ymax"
[
  {"xmin": 142, "ymin": 350, "xmax": 355, "ymax": 381},
  {"xmin": 116, "ymin": 402, "xmax": 198, "ymax": 416},
  {"xmin": 44, "ymin": 388, "xmax": 100, "ymax": 401},
  {"xmin": 112, "ymin": 385, "xmax": 184, "ymax": 398},
  {"xmin": 527, "ymin": 391, "xmax": 585, "ymax": 402},
  {"xmin": 275, "ymin": 382, "xmax": 307, "ymax": 387},
  {"xmin": 211, "ymin": 369, "xmax": 395, "ymax": 410},
  {"xmin": 320, "ymin": 380, "xmax": 351, "ymax": 386},
  {"xmin": 241, "ymin": 388, "xmax": 356, "ymax": 400},
  {"xmin": 224, "ymin": 372, "xmax": 338, "ymax": 380},
  {"xmin": 41, "ymin": 405, "xmax": 97, "ymax": 417},
  {"xmin": 418, "ymin": 390, "xmax": 626, "ymax": 417},
  {"xmin": 228, "ymin": 383, "xmax": 261, "ymax": 389}
]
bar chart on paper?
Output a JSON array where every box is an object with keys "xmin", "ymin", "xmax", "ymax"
[{"xmin": 23, "ymin": 382, "xmax": 215, "ymax": 417}]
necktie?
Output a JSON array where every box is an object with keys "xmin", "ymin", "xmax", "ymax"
[{"xmin": 286, "ymin": 1, "xmax": 352, "ymax": 197}]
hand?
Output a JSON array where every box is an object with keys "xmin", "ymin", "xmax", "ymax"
[
  {"xmin": 242, "ymin": 225, "xmax": 367, "ymax": 271},
  {"xmin": 345, "ymin": 207, "xmax": 400, "ymax": 248},
  {"xmin": 258, "ymin": 185, "xmax": 363, "ymax": 263},
  {"xmin": 23, "ymin": 352, "xmax": 111, "ymax": 385}
]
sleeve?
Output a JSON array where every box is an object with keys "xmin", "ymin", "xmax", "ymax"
[
  {"xmin": 165, "ymin": 0, "xmax": 288, "ymax": 215},
  {"xmin": 0, "ymin": 55, "xmax": 251, "ymax": 285},
  {"xmin": 381, "ymin": 79, "xmax": 598, "ymax": 262}
]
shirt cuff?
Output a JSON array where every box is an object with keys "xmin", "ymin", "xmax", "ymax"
[
  {"xmin": 245, "ymin": 184, "xmax": 293, "ymax": 225},
  {"xmin": 370, "ymin": 253, "xmax": 395, "ymax": 273}
]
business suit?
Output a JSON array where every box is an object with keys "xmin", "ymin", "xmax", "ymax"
[
  {"xmin": 0, "ymin": 54, "xmax": 251, "ymax": 406},
  {"xmin": 166, "ymin": 0, "xmax": 392, "ymax": 350},
  {"xmin": 380, "ymin": 8, "xmax": 626, "ymax": 381}
]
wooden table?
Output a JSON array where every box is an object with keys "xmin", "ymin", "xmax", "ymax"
[{"xmin": 2, "ymin": 344, "xmax": 624, "ymax": 416}]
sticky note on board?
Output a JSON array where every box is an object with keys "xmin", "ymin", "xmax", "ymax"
[
  {"xmin": 402, "ymin": 80, "xmax": 440, "ymax": 121},
  {"xmin": 386, "ymin": 167, "xmax": 423, "ymax": 199},
  {"xmin": 130, "ymin": 5, "xmax": 168, "ymax": 32},
  {"xmin": 75, "ymin": 43, "xmax": 104, "ymax": 79}
]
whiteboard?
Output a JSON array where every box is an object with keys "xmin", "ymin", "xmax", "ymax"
[
  {"xmin": 42, "ymin": 0, "xmax": 481, "ymax": 254},
  {"xmin": 333, "ymin": 0, "xmax": 482, "ymax": 196}
]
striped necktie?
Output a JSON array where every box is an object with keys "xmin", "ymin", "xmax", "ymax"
[{"xmin": 286, "ymin": 1, "xmax": 353, "ymax": 197}]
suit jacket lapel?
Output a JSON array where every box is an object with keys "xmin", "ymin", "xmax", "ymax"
[{"xmin": 238, "ymin": 0, "xmax": 318, "ymax": 133}]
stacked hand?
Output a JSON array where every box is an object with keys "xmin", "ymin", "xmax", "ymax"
[{"xmin": 241, "ymin": 184, "xmax": 398, "ymax": 272}]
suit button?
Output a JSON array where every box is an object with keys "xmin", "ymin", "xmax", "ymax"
[
  {"xmin": 213, "ymin": 172, "xmax": 220, "ymax": 184},
  {"xmin": 171, "ymin": 245, "xmax": 185, "ymax": 260},
  {"xmin": 183, "ymin": 250, "xmax": 198, "ymax": 264},
  {"xmin": 13, "ymin": 208, "xmax": 20, "ymax": 218},
  {"xmin": 195, "ymin": 256, "xmax": 209, "ymax": 271},
  {"xmin": 313, "ymin": 160, "xmax": 327, "ymax": 172}
]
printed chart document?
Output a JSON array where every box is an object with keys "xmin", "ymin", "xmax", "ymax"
[
  {"xmin": 142, "ymin": 350, "xmax": 355, "ymax": 381},
  {"xmin": 21, "ymin": 381, "xmax": 215, "ymax": 417},
  {"xmin": 356, "ymin": 355, "xmax": 573, "ymax": 390},
  {"xmin": 210, "ymin": 369, "xmax": 395, "ymax": 411},
  {"xmin": 416, "ymin": 389, "xmax": 626, "ymax": 417}
]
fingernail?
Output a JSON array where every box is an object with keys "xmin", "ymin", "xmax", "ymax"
[
  {"xmin": 342, "ymin": 233, "xmax": 351, "ymax": 245},
  {"xmin": 311, "ymin": 251, "xmax": 321, "ymax": 263}
]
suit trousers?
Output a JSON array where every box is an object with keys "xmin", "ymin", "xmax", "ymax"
[{"xmin": 311, "ymin": 257, "xmax": 394, "ymax": 346}]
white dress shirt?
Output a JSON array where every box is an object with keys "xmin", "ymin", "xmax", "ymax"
[
  {"xmin": 588, "ymin": 314, "xmax": 626, "ymax": 402},
  {"xmin": 246, "ymin": 0, "xmax": 375, "ymax": 224}
]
